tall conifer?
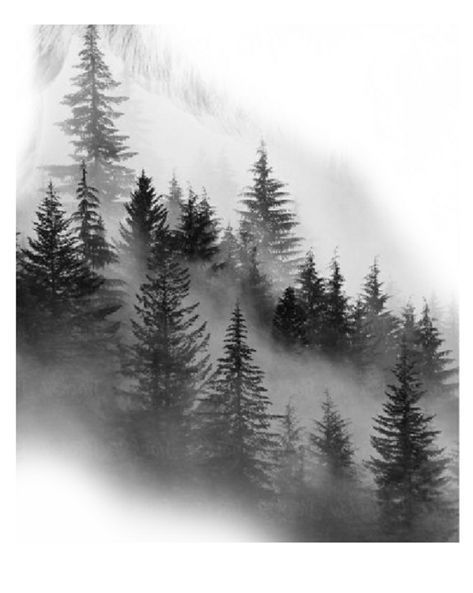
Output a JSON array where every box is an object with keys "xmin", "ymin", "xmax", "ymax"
[
  {"xmin": 296, "ymin": 250, "xmax": 325, "ymax": 349},
  {"xmin": 320, "ymin": 253, "xmax": 351, "ymax": 356},
  {"xmin": 48, "ymin": 25, "xmax": 136, "ymax": 208},
  {"xmin": 198, "ymin": 303, "xmax": 278, "ymax": 497},
  {"xmin": 368, "ymin": 341, "xmax": 449, "ymax": 540},
  {"xmin": 118, "ymin": 171, "xmax": 168, "ymax": 282},
  {"xmin": 240, "ymin": 142, "xmax": 301, "ymax": 286},
  {"xmin": 353, "ymin": 258, "xmax": 399, "ymax": 370},
  {"xmin": 124, "ymin": 249, "xmax": 212, "ymax": 466}
]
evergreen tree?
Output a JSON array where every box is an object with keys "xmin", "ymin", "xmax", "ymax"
[
  {"xmin": 272, "ymin": 286, "xmax": 306, "ymax": 348},
  {"xmin": 417, "ymin": 301, "xmax": 456, "ymax": 395},
  {"xmin": 353, "ymin": 258, "xmax": 399, "ymax": 370},
  {"xmin": 198, "ymin": 303, "xmax": 278, "ymax": 497},
  {"xmin": 48, "ymin": 25, "xmax": 136, "ymax": 209},
  {"xmin": 368, "ymin": 341, "xmax": 450, "ymax": 540},
  {"xmin": 309, "ymin": 390, "xmax": 354, "ymax": 479},
  {"xmin": 320, "ymin": 253, "xmax": 351, "ymax": 356},
  {"xmin": 296, "ymin": 250, "xmax": 325, "ymax": 349},
  {"xmin": 239, "ymin": 142, "xmax": 301, "ymax": 286},
  {"xmin": 118, "ymin": 170, "xmax": 168, "ymax": 282},
  {"xmin": 72, "ymin": 161, "xmax": 117, "ymax": 269},
  {"xmin": 363, "ymin": 258, "xmax": 389, "ymax": 314},
  {"xmin": 165, "ymin": 173, "xmax": 184, "ymax": 229},
  {"xmin": 17, "ymin": 183, "xmax": 113, "ymax": 362},
  {"xmin": 177, "ymin": 187, "xmax": 220, "ymax": 262},
  {"xmin": 125, "ymin": 250, "xmax": 212, "ymax": 466}
]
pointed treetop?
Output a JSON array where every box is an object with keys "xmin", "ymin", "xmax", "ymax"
[{"xmin": 362, "ymin": 256, "xmax": 389, "ymax": 314}]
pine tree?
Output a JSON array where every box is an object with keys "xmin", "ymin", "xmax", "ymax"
[
  {"xmin": 165, "ymin": 173, "xmax": 184, "ymax": 229},
  {"xmin": 72, "ymin": 161, "xmax": 117, "ymax": 269},
  {"xmin": 272, "ymin": 286, "xmax": 306, "ymax": 348},
  {"xmin": 353, "ymin": 258, "xmax": 399, "ymax": 370},
  {"xmin": 198, "ymin": 303, "xmax": 278, "ymax": 497},
  {"xmin": 17, "ymin": 183, "xmax": 112, "ymax": 362},
  {"xmin": 363, "ymin": 258, "xmax": 389, "ymax": 314},
  {"xmin": 309, "ymin": 390, "xmax": 354, "ymax": 479},
  {"xmin": 118, "ymin": 170, "xmax": 168, "ymax": 282},
  {"xmin": 296, "ymin": 250, "xmax": 325, "ymax": 349},
  {"xmin": 177, "ymin": 187, "xmax": 220, "ymax": 262},
  {"xmin": 239, "ymin": 142, "xmax": 301, "ymax": 286},
  {"xmin": 124, "ymin": 250, "xmax": 212, "ymax": 466},
  {"xmin": 320, "ymin": 253, "xmax": 351, "ymax": 356},
  {"xmin": 417, "ymin": 301, "xmax": 457, "ymax": 395},
  {"xmin": 368, "ymin": 340, "xmax": 450, "ymax": 541},
  {"xmin": 48, "ymin": 25, "xmax": 136, "ymax": 208}
]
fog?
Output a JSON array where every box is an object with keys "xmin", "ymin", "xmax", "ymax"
[
  {"xmin": 16, "ymin": 25, "xmax": 459, "ymax": 542},
  {"xmin": 17, "ymin": 25, "xmax": 459, "ymax": 302}
]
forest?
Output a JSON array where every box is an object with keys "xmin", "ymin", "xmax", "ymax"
[{"xmin": 16, "ymin": 25, "xmax": 459, "ymax": 542}]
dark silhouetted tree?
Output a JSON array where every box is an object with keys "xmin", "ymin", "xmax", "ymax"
[
  {"xmin": 17, "ymin": 183, "xmax": 117, "ymax": 362},
  {"xmin": 368, "ymin": 341, "xmax": 450, "ymax": 541},
  {"xmin": 198, "ymin": 303, "xmax": 278, "ymax": 498},
  {"xmin": 296, "ymin": 250, "xmax": 325, "ymax": 349},
  {"xmin": 177, "ymin": 187, "xmax": 220, "ymax": 262},
  {"xmin": 320, "ymin": 253, "xmax": 351, "ymax": 357},
  {"xmin": 118, "ymin": 170, "xmax": 168, "ymax": 282},
  {"xmin": 272, "ymin": 286, "xmax": 305, "ymax": 348}
]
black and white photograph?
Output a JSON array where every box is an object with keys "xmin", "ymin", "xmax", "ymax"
[{"xmin": 8, "ymin": 7, "xmax": 471, "ymax": 588}]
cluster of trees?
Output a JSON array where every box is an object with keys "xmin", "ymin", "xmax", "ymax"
[
  {"xmin": 272, "ymin": 253, "xmax": 456, "ymax": 394},
  {"xmin": 17, "ymin": 24, "xmax": 459, "ymax": 541}
]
